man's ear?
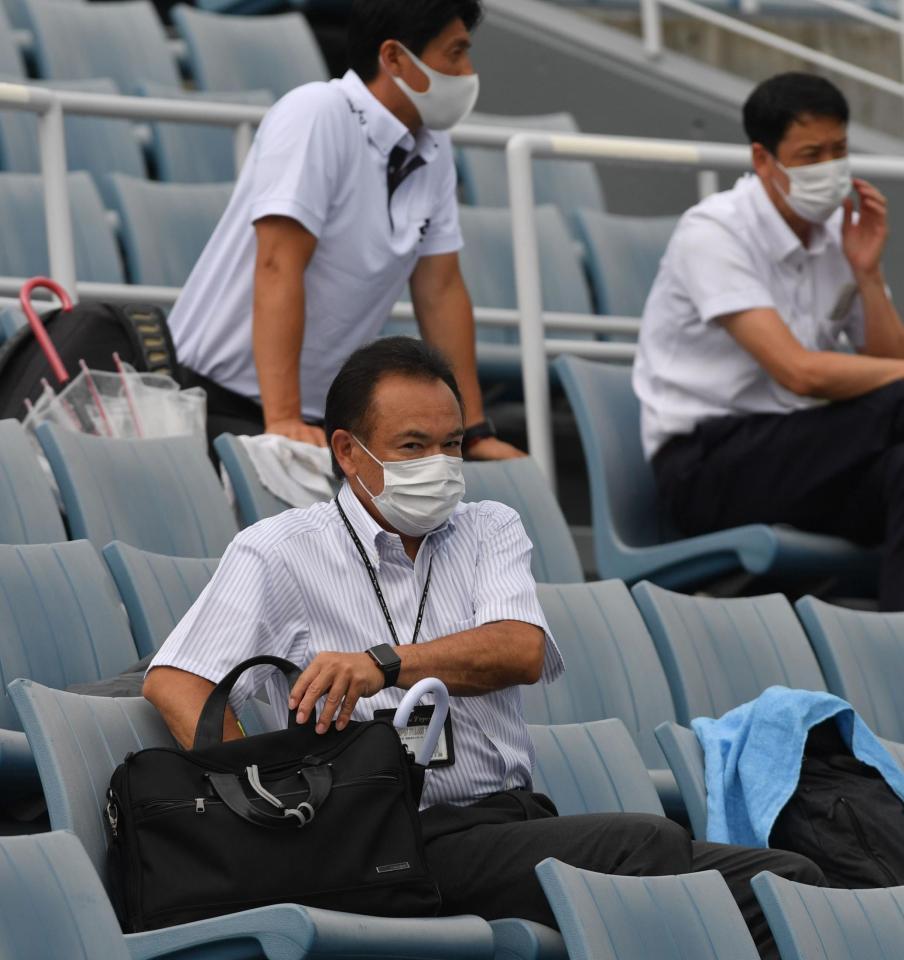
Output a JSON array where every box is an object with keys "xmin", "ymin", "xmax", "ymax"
[
  {"xmin": 751, "ymin": 142, "xmax": 771, "ymax": 177},
  {"xmin": 332, "ymin": 429, "xmax": 357, "ymax": 479},
  {"xmin": 379, "ymin": 39, "xmax": 404, "ymax": 78}
]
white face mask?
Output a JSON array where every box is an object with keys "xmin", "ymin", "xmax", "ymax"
[
  {"xmin": 386, "ymin": 42, "xmax": 479, "ymax": 131},
  {"xmin": 775, "ymin": 156, "xmax": 852, "ymax": 224},
  {"xmin": 354, "ymin": 437, "xmax": 465, "ymax": 537}
]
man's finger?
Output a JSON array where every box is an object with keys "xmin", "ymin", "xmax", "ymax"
[
  {"xmin": 335, "ymin": 680, "xmax": 365, "ymax": 731},
  {"xmin": 316, "ymin": 688, "xmax": 348, "ymax": 732},
  {"xmin": 288, "ymin": 661, "xmax": 322, "ymax": 713}
]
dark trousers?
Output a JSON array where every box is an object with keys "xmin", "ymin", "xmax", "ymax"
[
  {"xmin": 652, "ymin": 381, "xmax": 904, "ymax": 610},
  {"xmin": 421, "ymin": 792, "xmax": 823, "ymax": 960},
  {"xmin": 179, "ymin": 368, "xmax": 265, "ymax": 452}
]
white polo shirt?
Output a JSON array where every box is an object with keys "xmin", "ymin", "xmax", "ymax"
[
  {"xmin": 633, "ymin": 174, "xmax": 866, "ymax": 460},
  {"xmin": 168, "ymin": 70, "xmax": 463, "ymax": 420}
]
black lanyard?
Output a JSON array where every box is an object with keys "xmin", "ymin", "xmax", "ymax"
[{"xmin": 336, "ymin": 499, "xmax": 433, "ymax": 646}]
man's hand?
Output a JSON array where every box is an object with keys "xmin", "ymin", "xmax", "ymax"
[
  {"xmin": 265, "ymin": 419, "xmax": 327, "ymax": 446},
  {"xmin": 843, "ymin": 179, "xmax": 888, "ymax": 282},
  {"xmin": 465, "ymin": 436, "xmax": 527, "ymax": 461},
  {"xmin": 288, "ymin": 651, "xmax": 384, "ymax": 733}
]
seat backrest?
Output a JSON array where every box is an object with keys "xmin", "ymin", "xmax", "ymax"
[
  {"xmin": 752, "ymin": 871, "xmax": 904, "ymax": 960},
  {"xmin": 796, "ymin": 596, "xmax": 904, "ymax": 742},
  {"xmin": 139, "ymin": 82, "xmax": 271, "ymax": 184},
  {"xmin": 0, "ymin": 832, "xmax": 130, "ymax": 959},
  {"xmin": 0, "ymin": 4, "xmax": 25, "ymax": 76},
  {"xmin": 574, "ymin": 209, "xmax": 677, "ymax": 316},
  {"xmin": 103, "ymin": 541, "xmax": 219, "ymax": 657},
  {"xmin": 0, "ymin": 171, "xmax": 124, "ymax": 282},
  {"xmin": 459, "ymin": 205, "xmax": 593, "ymax": 317},
  {"xmin": 0, "ymin": 419, "xmax": 66, "ymax": 543},
  {"xmin": 457, "ymin": 111, "xmax": 606, "ymax": 218},
  {"xmin": 536, "ymin": 862, "xmax": 759, "ymax": 960},
  {"xmin": 36, "ymin": 424, "xmax": 238, "ymax": 558},
  {"xmin": 107, "ymin": 174, "xmax": 233, "ymax": 286},
  {"xmin": 654, "ymin": 721, "xmax": 708, "ymax": 839},
  {"xmin": 28, "ymin": 0, "xmax": 181, "ymax": 89},
  {"xmin": 529, "ymin": 719, "xmax": 664, "ymax": 817},
  {"xmin": 0, "ymin": 78, "xmax": 145, "ymax": 208},
  {"xmin": 554, "ymin": 356, "xmax": 663, "ymax": 572},
  {"xmin": 461, "ymin": 457, "xmax": 583, "ymax": 583},
  {"xmin": 633, "ymin": 581, "xmax": 826, "ymax": 724},
  {"xmin": 172, "ymin": 5, "xmax": 328, "ymax": 97},
  {"xmin": 0, "ymin": 541, "xmax": 139, "ymax": 730},
  {"xmin": 9, "ymin": 680, "xmax": 175, "ymax": 886},
  {"xmin": 214, "ymin": 433, "xmax": 291, "ymax": 527},
  {"xmin": 526, "ymin": 580, "xmax": 676, "ymax": 768}
]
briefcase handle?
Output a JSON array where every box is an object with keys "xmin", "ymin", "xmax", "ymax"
[{"xmin": 194, "ymin": 655, "xmax": 302, "ymax": 751}]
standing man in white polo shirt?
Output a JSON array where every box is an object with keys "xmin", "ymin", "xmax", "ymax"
[
  {"xmin": 170, "ymin": 0, "xmax": 520, "ymax": 461},
  {"xmin": 634, "ymin": 73, "xmax": 904, "ymax": 609}
]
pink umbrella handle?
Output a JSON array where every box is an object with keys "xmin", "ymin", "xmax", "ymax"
[{"xmin": 19, "ymin": 276, "xmax": 73, "ymax": 385}]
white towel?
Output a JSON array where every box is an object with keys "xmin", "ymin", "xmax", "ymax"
[{"xmin": 238, "ymin": 434, "xmax": 335, "ymax": 509}]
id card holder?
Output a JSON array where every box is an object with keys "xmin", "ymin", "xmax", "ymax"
[{"xmin": 375, "ymin": 704, "xmax": 455, "ymax": 768}]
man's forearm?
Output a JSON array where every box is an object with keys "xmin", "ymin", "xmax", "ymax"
[
  {"xmin": 144, "ymin": 666, "xmax": 243, "ymax": 750},
  {"xmin": 858, "ymin": 270, "xmax": 904, "ymax": 360},
  {"xmin": 800, "ymin": 349, "xmax": 904, "ymax": 400},
  {"xmin": 252, "ymin": 267, "xmax": 305, "ymax": 426},
  {"xmin": 396, "ymin": 621, "xmax": 546, "ymax": 695}
]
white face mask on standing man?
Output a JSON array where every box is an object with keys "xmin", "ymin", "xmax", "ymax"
[
  {"xmin": 775, "ymin": 156, "xmax": 853, "ymax": 224},
  {"xmin": 386, "ymin": 42, "xmax": 479, "ymax": 131}
]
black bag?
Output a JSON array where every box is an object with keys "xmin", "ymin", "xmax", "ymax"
[
  {"xmin": 106, "ymin": 655, "xmax": 441, "ymax": 932},
  {"xmin": 771, "ymin": 718, "xmax": 904, "ymax": 887},
  {"xmin": 0, "ymin": 300, "xmax": 179, "ymax": 420}
]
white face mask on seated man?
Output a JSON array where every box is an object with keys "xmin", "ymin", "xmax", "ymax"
[
  {"xmin": 386, "ymin": 41, "xmax": 480, "ymax": 131},
  {"xmin": 775, "ymin": 156, "xmax": 853, "ymax": 224}
]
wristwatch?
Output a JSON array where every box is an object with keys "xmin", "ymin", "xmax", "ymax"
[
  {"xmin": 462, "ymin": 419, "xmax": 497, "ymax": 454},
  {"xmin": 366, "ymin": 643, "xmax": 402, "ymax": 689}
]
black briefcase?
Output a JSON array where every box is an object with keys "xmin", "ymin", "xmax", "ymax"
[{"xmin": 106, "ymin": 655, "xmax": 442, "ymax": 932}]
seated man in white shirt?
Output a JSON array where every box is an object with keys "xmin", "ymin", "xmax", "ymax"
[
  {"xmin": 633, "ymin": 72, "xmax": 904, "ymax": 608},
  {"xmin": 145, "ymin": 336, "xmax": 821, "ymax": 959},
  {"xmin": 170, "ymin": 0, "xmax": 519, "ymax": 461}
]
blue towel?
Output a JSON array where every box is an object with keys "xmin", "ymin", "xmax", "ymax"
[{"xmin": 692, "ymin": 686, "xmax": 904, "ymax": 847}]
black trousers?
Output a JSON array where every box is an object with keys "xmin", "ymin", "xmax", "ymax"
[
  {"xmin": 653, "ymin": 381, "xmax": 904, "ymax": 610},
  {"xmin": 421, "ymin": 792, "xmax": 823, "ymax": 960}
]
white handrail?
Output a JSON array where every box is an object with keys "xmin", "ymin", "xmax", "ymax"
[{"xmin": 507, "ymin": 129, "xmax": 904, "ymax": 487}]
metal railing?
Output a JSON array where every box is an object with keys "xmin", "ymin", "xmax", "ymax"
[
  {"xmin": 506, "ymin": 130, "xmax": 904, "ymax": 485},
  {"xmin": 640, "ymin": 0, "xmax": 904, "ymax": 104}
]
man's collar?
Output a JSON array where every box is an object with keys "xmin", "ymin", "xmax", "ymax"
[
  {"xmin": 338, "ymin": 69, "xmax": 439, "ymax": 164},
  {"xmin": 749, "ymin": 174, "xmax": 835, "ymax": 262},
  {"xmin": 336, "ymin": 481, "xmax": 454, "ymax": 569}
]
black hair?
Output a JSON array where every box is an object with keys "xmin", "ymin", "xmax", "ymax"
[
  {"xmin": 742, "ymin": 73, "xmax": 849, "ymax": 155},
  {"xmin": 348, "ymin": 0, "xmax": 483, "ymax": 83},
  {"xmin": 325, "ymin": 336, "xmax": 464, "ymax": 480}
]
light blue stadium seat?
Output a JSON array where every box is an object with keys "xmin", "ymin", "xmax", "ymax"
[
  {"xmin": 0, "ymin": 306, "xmax": 25, "ymax": 344},
  {"xmin": 653, "ymin": 722, "xmax": 708, "ymax": 839},
  {"xmin": 461, "ymin": 458, "xmax": 583, "ymax": 584},
  {"xmin": 102, "ymin": 541, "xmax": 219, "ymax": 657},
  {"xmin": 555, "ymin": 355, "xmax": 879, "ymax": 591},
  {"xmin": 106, "ymin": 174, "xmax": 233, "ymax": 286},
  {"xmin": 214, "ymin": 432, "xmax": 294, "ymax": 527},
  {"xmin": 528, "ymin": 581, "xmax": 681, "ymax": 812},
  {"xmin": 633, "ymin": 581, "xmax": 827, "ymax": 724},
  {"xmin": 0, "ymin": 419, "xmax": 65, "ymax": 543},
  {"xmin": 0, "ymin": 171, "xmax": 124, "ymax": 281},
  {"xmin": 26, "ymin": 0, "xmax": 181, "ymax": 89},
  {"xmin": 457, "ymin": 111, "xmax": 606, "ymax": 222},
  {"xmin": 0, "ymin": 3, "xmax": 25, "ymax": 76},
  {"xmin": 0, "ymin": 78, "xmax": 146, "ymax": 208},
  {"xmin": 138, "ymin": 82, "xmax": 271, "ymax": 184},
  {"xmin": 536, "ymin": 862, "xmax": 759, "ymax": 960},
  {"xmin": 0, "ymin": 540, "xmax": 139, "ymax": 796},
  {"xmin": 752, "ymin": 871, "xmax": 904, "ymax": 960},
  {"xmin": 36, "ymin": 424, "xmax": 238, "ymax": 557},
  {"xmin": 7, "ymin": 681, "xmax": 495, "ymax": 959},
  {"xmin": 529, "ymin": 719, "xmax": 664, "ymax": 817},
  {"xmin": 573, "ymin": 209, "xmax": 677, "ymax": 316},
  {"xmin": 172, "ymin": 5, "xmax": 328, "ymax": 98},
  {"xmin": 795, "ymin": 596, "xmax": 904, "ymax": 742}
]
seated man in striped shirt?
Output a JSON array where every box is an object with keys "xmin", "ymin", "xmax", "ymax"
[{"xmin": 145, "ymin": 336, "xmax": 821, "ymax": 957}]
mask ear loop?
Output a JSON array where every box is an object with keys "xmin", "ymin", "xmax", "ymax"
[{"xmin": 352, "ymin": 436, "xmax": 384, "ymax": 500}]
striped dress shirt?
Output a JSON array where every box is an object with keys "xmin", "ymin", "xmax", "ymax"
[{"xmin": 151, "ymin": 482, "xmax": 564, "ymax": 809}]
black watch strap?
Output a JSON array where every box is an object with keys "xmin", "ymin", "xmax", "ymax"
[
  {"xmin": 463, "ymin": 419, "xmax": 496, "ymax": 452},
  {"xmin": 367, "ymin": 643, "xmax": 402, "ymax": 689}
]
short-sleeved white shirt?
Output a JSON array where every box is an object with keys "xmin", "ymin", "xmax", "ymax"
[
  {"xmin": 167, "ymin": 70, "xmax": 463, "ymax": 420},
  {"xmin": 150, "ymin": 483, "xmax": 564, "ymax": 809},
  {"xmin": 633, "ymin": 174, "xmax": 865, "ymax": 460}
]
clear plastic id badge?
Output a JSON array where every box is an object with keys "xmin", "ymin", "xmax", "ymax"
[{"xmin": 375, "ymin": 704, "xmax": 455, "ymax": 768}]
